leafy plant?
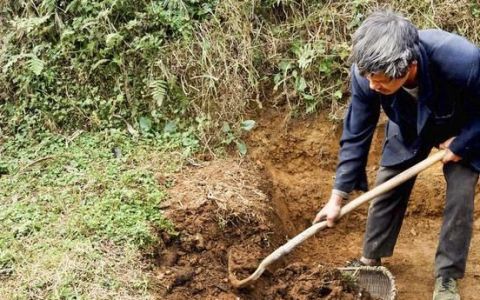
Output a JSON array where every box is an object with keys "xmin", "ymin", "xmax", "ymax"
[
  {"xmin": 272, "ymin": 39, "xmax": 347, "ymax": 114},
  {"xmin": 222, "ymin": 120, "xmax": 256, "ymax": 155}
]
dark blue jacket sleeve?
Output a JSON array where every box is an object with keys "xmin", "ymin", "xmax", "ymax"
[
  {"xmin": 424, "ymin": 30, "xmax": 480, "ymax": 159},
  {"xmin": 449, "ymin": 48, "xmax": 480, "ymax": 159},
  {"xmin": 333, "ymin": 66, "xmax": 380, "ymax": 193}
]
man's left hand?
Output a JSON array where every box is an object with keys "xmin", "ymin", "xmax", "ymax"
[{"xmin": 439, "ymin": 137, "xmax": 462, "ymax": 164}]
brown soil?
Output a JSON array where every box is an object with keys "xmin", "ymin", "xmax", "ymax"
[{"xmin": 154, "ymin": 110, "xmax": 480, "ymax": 299}]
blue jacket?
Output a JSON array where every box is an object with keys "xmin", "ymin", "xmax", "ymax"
[{"xmin": 334, "ymin": 29, "xmax": 480, "ymax": 193}]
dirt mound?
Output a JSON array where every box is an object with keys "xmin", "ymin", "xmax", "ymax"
[
  {"xmin": 154, "ymin": 159, "xmax": 364, "ymax": 299},
  {"xmin": 154, "ymin": 159, "xmax": 272, "ymax": 299}
]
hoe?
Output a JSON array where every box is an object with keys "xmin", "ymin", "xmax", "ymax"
[{"xmin": 228, "ymin": 150, "xmax": 446, "ymax": 298}]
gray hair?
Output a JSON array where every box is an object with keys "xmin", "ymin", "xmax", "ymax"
[{"xmin": 350, "ymin": 10, "xmax": 420, "ymax": 79}]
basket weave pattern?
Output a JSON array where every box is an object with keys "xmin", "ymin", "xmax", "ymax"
[{"xmin": 339, "ymin": 266, "xmax": 397, "ymax": 300}]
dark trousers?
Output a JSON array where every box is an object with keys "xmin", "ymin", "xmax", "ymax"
[{"xmin": 363, "ymin": 161, "xmax": 479, "ymax": 279}]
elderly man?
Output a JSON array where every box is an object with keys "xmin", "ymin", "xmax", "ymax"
[{"xmin": 313, "ymin": 11, "xmax": 480, "ymax": 300}]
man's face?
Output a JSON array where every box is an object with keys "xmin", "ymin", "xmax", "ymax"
[{"xmin": 365, "ymin": 72, "xmax": 410, "ymax": 95}]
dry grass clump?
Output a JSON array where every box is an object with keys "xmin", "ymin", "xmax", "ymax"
[
  {"xmin": 161, "ymin": 0, "xmax": 262, "ymax": 146},
  {"xmin": 165, "ymin": 159, "xmax": 272, "ymax": 226}
]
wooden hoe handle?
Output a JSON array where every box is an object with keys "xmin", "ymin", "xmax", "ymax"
[{"xmin": 229, "ymin": 150, "xmax": 446, "ymax": 288}]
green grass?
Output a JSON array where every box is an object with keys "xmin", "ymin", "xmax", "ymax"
[{"xmin": 0, "ymin": 130, "xmax": 191, "ymax": 299}]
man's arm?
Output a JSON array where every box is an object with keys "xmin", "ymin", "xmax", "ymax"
[
  {"xmin": 423, "ymin": 30, "xmax": 480, "ymax": 160},
  {"xmin": 333, "ymin": 66, "xmax": 381, "ymax": 194},
  {"xmin": 446, "ymin": 46, "xmax": 480, "ymax": 160},
  {"xmin": 448, "ymin": 98, "xmax": 480, "ymax": 161},
  {"xmin": 314, "ymin": 66, "xmax": 380, "ymax": 225}
]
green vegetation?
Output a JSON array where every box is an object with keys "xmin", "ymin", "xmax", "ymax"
[
  {"xmin": 3, "ymin": 1, "xmax": 480, "ymax": 138},
  {"xmin": 1, "ymin": 0, "xmax": 218, "ymax": 136},
  {"xmin": 0, "ymin": 131, "xmax": 187, "ymax": 298},
  {"xmin": 1, "ymin": 0, "xmax": 479, "ymax": 298},
  {"xmin": 2, "ymin": 1, "xmax": 479, "ymax": 141}
]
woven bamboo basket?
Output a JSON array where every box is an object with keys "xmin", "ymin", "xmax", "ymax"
[{"xmin": 339, "ymin": 266, "xmax": 397, "ymax": 300}]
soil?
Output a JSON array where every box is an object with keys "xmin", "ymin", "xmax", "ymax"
[{"xmin": 154, "ymin": 110, "xmax": 480, "ymax": 299}]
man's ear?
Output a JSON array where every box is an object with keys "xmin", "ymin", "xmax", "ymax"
[{"xmin": 407, "ymin": 61, "xmax": 418, "ymax": 76}]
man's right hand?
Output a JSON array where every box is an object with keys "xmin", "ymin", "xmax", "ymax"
[{"xmin": 313, "ymin": 194, "xmax": 343, "ymax": 227}]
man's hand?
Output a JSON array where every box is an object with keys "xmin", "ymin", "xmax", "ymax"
[
  {"xmin": 439, "ymin": 137, "xmax": 462, "ymax": 164},
  {"xmin": 313, "ymin": 194, "xmax": 343, "ymax": 227}
]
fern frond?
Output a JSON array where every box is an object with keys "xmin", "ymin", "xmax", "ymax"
[
  {"xmin": 149, "ymin": 80, "xmax": 167, "ymax": 107},
  {"xmin": 163, "ymin": 0, "xmax": 188, "ymax": 13},
  {"xmin": 11, "ymin": 15, "xmax": 51, "ymax": 34},
  {"xmin": 28, "ymin": 57, "xmax": 45, "ymax": 76},
  {"xmin": 40, "ymin": 0, "xmax": 56, "ymax": 14}
]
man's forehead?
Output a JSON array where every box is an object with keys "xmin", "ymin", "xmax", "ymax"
[{"xmin": 367, "ymin": 72, "xmax": 393, "ymax": 82}]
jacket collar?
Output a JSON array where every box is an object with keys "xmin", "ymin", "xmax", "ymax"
[{"xmin": 388, "ymin": 42, "xmax": 433, "ymax": 135}]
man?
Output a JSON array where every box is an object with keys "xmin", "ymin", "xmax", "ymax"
[{"xmin": 313, "ymin": 11, "xmax": 480, "ymax": 300}]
